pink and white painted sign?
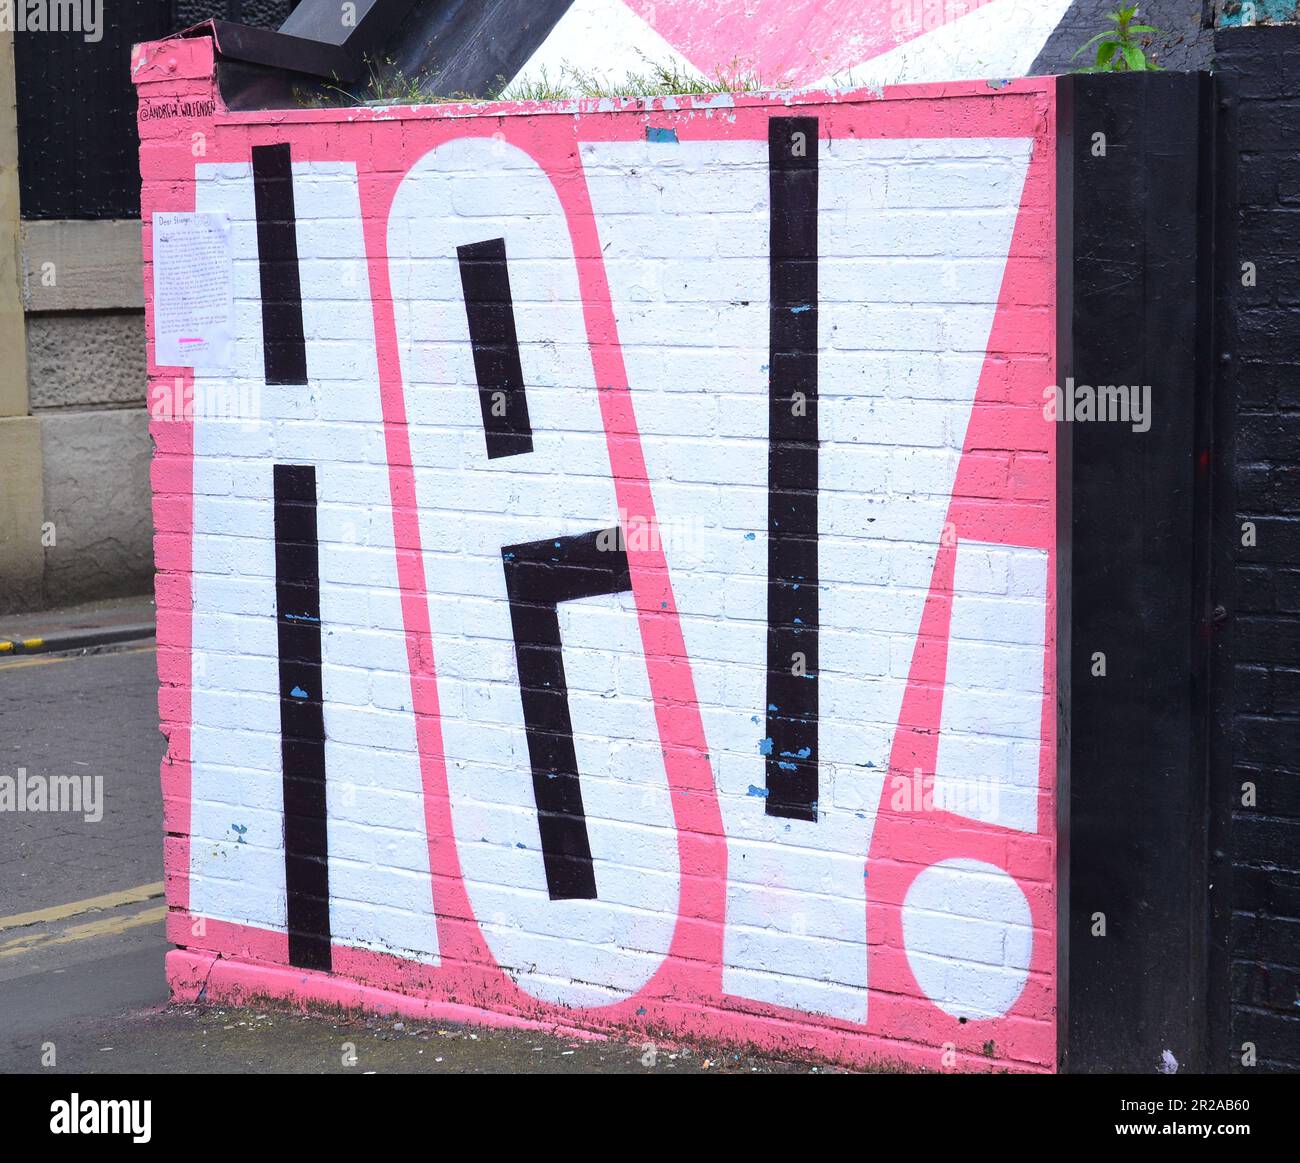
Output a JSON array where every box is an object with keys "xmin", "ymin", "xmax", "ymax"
[
  {"xmin": 136, "ymin": 32, "xmax": 1058, "ymax": 1072},
  {"xmin": 511, "ymin": 0, "xmax": 1075, "ymax": 91}
]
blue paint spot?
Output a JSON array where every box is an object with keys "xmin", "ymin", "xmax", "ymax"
[
  {"xmin": 780, "ymin": 747, "xmax": 812, "ymax": 760},
  {"xmin": 750, "ymin": 715, "xmax": 760, "ymax": 725},
  {"xmin": 758, "ymin": 737, "xmax": 773, "ymax": 756},
  {"xmin": 777, "ymin": 760, "xmax": 797, "ymax": 772},
  {"xmin": 503, "ymin": 552, "xmax": 515, "ymax": 561},
  {"xmin": 744, "ymin": 532, "xmax": 756, "ymax": 541},
  {"xmin": 747, "ymin": 784, "xmax": 769, "ymax": 798},
  {"xmin": 636, "ymin": 1006, "xmax": 647, "ymax": 1016},
  {"xmin": 660, "ymin": 601, "xmax": 668, "ymax": 609},
  {"xmin": 646, "ymin": 126, "xmax": 678, "ymax": 143},
  {"xmin": 230, "ymin": 823, "xmax": 248, "ymax": 844},
  {"xmin": 290, "ymin": 685, "xmax": 309, "ymax": 700},
  {"xmin": 515, "ymin": 842, "xmax": 526, "ymax": 849},
  {"xmin": 760, "ymin": 364, "xmax": 770, "ymax": 372},
  {"xmin": 767, "ymin": 704, "xmax": 778, "ymax": 711},
  {"xmin": 284, "ymin": 613, "xmax": 320, "ymax": 623},
  {"xmin": 1218, "ymin": 0, "xmax": 1297, "ymax": 26},
  {"xmin": 790, "ymin": 304, "xmax": 812, "ymax": 314},
  {"xmin": 793, "ymin": 617, "xmax": 803, "ymax": 624}
]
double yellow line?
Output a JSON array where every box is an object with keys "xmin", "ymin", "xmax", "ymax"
[
  {"xmin": 0, "ymin": 882, "xmax": 166, "ymax": 959},
  {"xmin": 0, "ymin": 643, "xmax": 155, "ymax": 671}
]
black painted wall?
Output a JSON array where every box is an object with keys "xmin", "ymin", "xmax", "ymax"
[
  {"xmin": 1058, "ymin": 72, "xmax": 1215, "ymax": 1073},
  {"xmin": 1210, "ymin": 24, "xmax": 1300, "ymax": 1073},
  {"xmin": 14, "ymin": 4, "xmax": 174, "ymax": 219},
  {"xmin": 13, "ymin": 2, "xmax": 297, "ymax": 220}
]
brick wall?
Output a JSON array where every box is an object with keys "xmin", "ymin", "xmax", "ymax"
[
  {"xmin": 1212, "ymin": 25, "xmax": 1300, "ymax": 1072},
  {"xmin": 135, "ymin": 34, "xmax": 1059, "ymax": 1071}
]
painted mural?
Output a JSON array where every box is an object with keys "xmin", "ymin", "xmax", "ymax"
[
  {"xmin": 136, "ymin": 33, "xmax": 1057, "ymax": 1071},
  {"xmin": 508, "ymin": 0, "xmax": 1078, "ymax": 90}
]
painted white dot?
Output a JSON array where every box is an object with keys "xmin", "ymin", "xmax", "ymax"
[{"xmin": 902, "ymin": 858, "xmax": 1032, "ymax": 1021}]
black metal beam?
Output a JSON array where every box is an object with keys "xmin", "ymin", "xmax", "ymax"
[
  {"xmin": 178, "ymin": 0, "xmax": 417, "ymax": 83},
  {"xmin": 386, "ymin": 0, "xmax": 577, "ymax": 99}
]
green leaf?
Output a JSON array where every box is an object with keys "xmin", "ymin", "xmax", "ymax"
[
  {"xmin": 1122, "ymin": 43, "xmax": 1147, "ymax": 71},
  {"xmin": 1097, "ymin": 41, "xmax": 1119, "ymax": 68},
  {"xmin": 1071, "ymin": 31, "xmax": 1112, "ymax": 59}
]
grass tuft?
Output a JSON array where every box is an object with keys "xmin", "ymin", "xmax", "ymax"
[
  {"xmin": 497, "ymin": 57, "xmax": 783, "ymax": 101},
  {"xmin": 294, "ymin": 54, "xmax": 791, "ymax": 110}
]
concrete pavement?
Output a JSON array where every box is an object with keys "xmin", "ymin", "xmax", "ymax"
[
  {"xmin": 0, "ymin": 593, "xmax": 156, "ymax": 657},
  {"xmin": 3, "ymin": 999, "xmax": 826, "ymax": 1074}
]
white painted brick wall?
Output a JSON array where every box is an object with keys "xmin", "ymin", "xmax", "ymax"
[{"xmin": 140, "ymin": 67, "xmax": 1057, "ymax": 1069}]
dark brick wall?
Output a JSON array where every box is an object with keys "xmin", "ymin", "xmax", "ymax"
[
  {"xmin": 14, "ymin": 3, "xmax": 298, "ymax": 220},
  {"xmin": 1212, "ymin": 24, "xmax": 1300, "ymax": 1072},
  {"xmin": 13, "ymin": 4, "xmax": 175, "ymax": 219}
]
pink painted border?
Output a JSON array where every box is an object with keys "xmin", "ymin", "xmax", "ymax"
[{"xmin": 137, "ymin": 33, "xmax": 1058, "ymax": 1073}]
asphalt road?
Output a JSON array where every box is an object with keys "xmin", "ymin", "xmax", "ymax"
[
  {"xmin": 0, "ymin": 645, "xmax": 170, "ymax": 1072},
  {"xmin": 0, "ymin": 645, "xmax": 165, "ymax": 915}
]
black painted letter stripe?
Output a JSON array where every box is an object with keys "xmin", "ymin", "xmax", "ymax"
[
  {"xmin": 765, "ymin": 116, "xmax": 819, "ymax": 822},
  {"xmin": 501, "ymin": 528, "xmax": 631, "ymax": 900},
  {"xmin": 458, "ymin": 237, "xmax": 535, "ymax": 459},
  {"xmin": 274, "ymin": 463, "xmax": 330, "ymax": 970},
  {"xmin": 252, "ymin": 143, "xmax": 308, "ymax": 386}
]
